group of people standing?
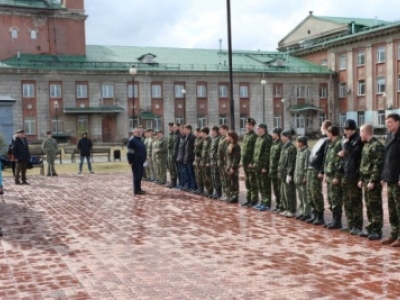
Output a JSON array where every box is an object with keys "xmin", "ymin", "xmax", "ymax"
[{"xmin": 128, "ymin": 113, "xmax": 400, "ymax": 248}]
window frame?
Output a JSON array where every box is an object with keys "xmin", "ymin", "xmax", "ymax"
[
  {"xmin": 151, "ymin": 83, "xmax": 162, "ymax": 99},
  {"xmin": 219, "ymin": 115, "xmax": 228, "ymax": 125},
  {"xmin": 219, "ymin": 84, "xmax": 228, "ymax": 98},
  {"xmin": 273, "ymin": 116, "xmax": 282, "ymax": 128},
  {"xmin": 319, "ymin": 86, "xmax": 327, "ymax": 98},
  {"xmin": 377, "ymin": 77, "xmax": 386, "ymax": 94},
  {"xmin": 174, "ymin": 84, "xmax": 185, "ymax": 98},
  {"xmin": 377, "ymin": 46, "xmax": 386, "ymax": 63},
  {"xmin": 24, "ymin": 116, "xmax": 36, "ymax": 135},
  {"xmin": 197, "ymin": 116, "xmax": 207, "ymax": 128},
  {"xmin": 197, "ymin": 84, "xmax": 207, "ymax": 98},
  {"xmin": 76, "ymin": 83, "xmax": 88, "ymax": 99},
  {"xmin": 49, "ymin": 83, "xmax": 62, "ymax": 99},
  {"xmin": 51, "ymin": 118, "xmax": 63, "ymax": 134},
  {"xmin": 239, "ymin": 84, "xmax": 249, "ymax": 98},
  {"xmin": 339, "ymin": 54, "xmax": 347, "ymax": 70},
  {"xmin": 357, "ymin": 50, "xmax": 365, "ymax": 66},
  {"xmin": 102, "ymin": 84, "xmax": 114, "ymax": 98},
  {"xmin": 127, "ymin": 83, "xmax": 139, "ymax": 98},
  {"xmin": 358, "ymin": 80, "xmax": 365, "ymax": 96},
  {"xmin": 339, "ymin": 113, "xmax": 347, "ymax": 127},
  {"xmin": 22, "ymin": 82, "xmax": 35, "ymax": 98},
  {"xmin": 378, "ymin": 110, "xmax": 385, "ymax": 126},
  {"xmin": 339, "ymin": 82, "xmax": 347, "ymax": 98}
]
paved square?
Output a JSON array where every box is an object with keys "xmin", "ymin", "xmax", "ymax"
[{"xmin": 0, "ymin": 172, "xmax": 399, "ymax": 299}]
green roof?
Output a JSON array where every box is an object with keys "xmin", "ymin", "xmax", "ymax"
[
  {"xmin": 315, "ymin": 16, "xmax": 390, "ymax": 27},
  {"xmin": 1, "ymin": 45, "xmax": 332, "ymax": 74},
  {"xmin": 0, "ymin": 0, "xmax": 65, "ymax": 9},
  {"xmin": 63, "ymin": 106, "xmax": 124, "ymax": 114},
  {"xmin": 140, "ymin": 111, "xmax": 159, "ymax": 119}
]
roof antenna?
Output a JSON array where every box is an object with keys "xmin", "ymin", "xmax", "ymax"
[{"xmin": 219, "ymin": 38, "xmax": 222, "ymax": 53}]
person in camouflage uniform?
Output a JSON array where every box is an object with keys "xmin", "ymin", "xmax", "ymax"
[
  {"xmin": 200, "ymin": 127, "xmax": 213, "ymax": 197},
  {"xmin": 270, "ymin": 128, "xmax": 283, "ymax": 211},
  {"xmin": 241, "ymin": 118, "xmax": 258, "ymax": 207},
  {"xmin": 252, "ymin": 123, "xmax": 272, "ymax": 211},
  {"xmin": 357, "ymin": 124, "xmax": 385, "ymax": 240},
  {"xmin": 278, "ymin": 129, "xmax": 297, "ymax": 218},
  {"xmin": 42, "ymin": 131, "xmax": 58, "ymax": 176},
  {"xmin": 324, "ymin": 125, "xmax": 343, "ymax": 229},
  {"xmin": 210, "ymin": 126, "xmax": 221, "ymax": 199},
  {"xmin": 381, "ymin": 113, "xmax": 400, "ymax": 247},
  {"xmin": 294, "ymin": 136, "xmax": 310, "ymax": 220},
  {"xmin": 167, "ymin": 122, "xmax": 178, "ymax": 188},
  {"xmin": 225, "ymin": 130, "xmax": 241, "ymax": 203},
  {"xmin": 193, "ymin": 128, "xmax": 204, "ymax": 194},
  {"xmin": 150, "ymin": 131, "xmax": 159, "ymax": 183},
  {"xmin": 218, "ymin": 125, "xmax": 230, "ymax": 200},
  {"xmin": 153, "ymin": 130, "xmax": 168, "ymax": 184},
  {"xmin": 338, "ymin": 119, "xmax": 364, "ymax": 235},
  {"xmin": 143, "ymin": 129, "xmax": 154, "ymax": 181}
]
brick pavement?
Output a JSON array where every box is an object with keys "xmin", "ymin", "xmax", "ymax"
[{"xmin": 0, "ymin": 172, "xmax": 400, "ymax": 299}]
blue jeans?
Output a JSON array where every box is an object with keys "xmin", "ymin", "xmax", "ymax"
[
  {"xmin": 79, "ymin": 155, "xmax": 92, "ymax": 172},
  {"xmin": 184, "ymin": 163, "xmax": 196, "ymax": 190}
]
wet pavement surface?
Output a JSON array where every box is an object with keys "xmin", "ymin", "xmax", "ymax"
[{"xmin": 0, "ymin": 172, "xmax": 400, "ymax": 299}]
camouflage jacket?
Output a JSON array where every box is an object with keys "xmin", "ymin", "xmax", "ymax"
[
  {"xmin": 359, "ymin": 136, "xmax": 385, "ymax": 182},
  {"xmin": 252, "ymin": 134, "xmax": 272, "ymax": 173},
  {"xmin": 201, "ymin": 136, "xmax": 212, "ymax": 165},
  {"xmin": 241, "ymin": 130, "xmax": 257, "ymax": 165},
  {"xmin": 269, "ymin": 139, "xmax": 282, "ymax": 178},
  {"xmin": 217, "ymin": 135, "xmax": 228, "ymax": 166},
  {"xmin": 294, "ymin": 146, "xmax": 310, "ymax": 184},
  {"xmin": 194, "ymin": 137, "xmax": 204, "ymax": 158},
  {"xmin": 210, "ymin": 135, "xmax": 221, "ymax": 165},
  {"xmin": 278, "ymin": 141, "xmax": 297, "ymax": 178},
  {"xmin": 153, "ymin": 137, "xmax": 168, "ymax": 159},
  {"xmin": 42, "ymin": 137, "xmax": 58, "ymax": 154},
  {"xmin": 226, "ymin": 143, "xmax": 241, "ymax": 172},
  {"xmin": 324, "ymin": 137, "xmax": 343, "ymax": 179},
  {"xmin": 167, "ymin": 131, "xmax": 175, "ymax": 157}
]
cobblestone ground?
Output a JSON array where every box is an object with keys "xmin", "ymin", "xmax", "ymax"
[{"xmin": 0, "ymin": 172, "xmax": 400, "ymax": 299}]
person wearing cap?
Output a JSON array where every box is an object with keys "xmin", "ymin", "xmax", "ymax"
[
  {"xmin": 294, "ymin": 136, "xmax": 311, "ymax": 220},
  {"xmin": 167, "ymin": 122, "xmax": 178, "ymax": 188},
  {"xmin": 200, "ymin": 127, "xmax": 213, "ymax": 197},
  {"xmin": 338, "ymin": 119, "xmax": 364, "ymax": 235},
  {"xmin": 42, "ymin": 131, "xmax": 58, "ymax": 176},
  {"xmin": 143, "ymin": 129, "xmax": 154, "ymax": 181},
  {"xmin": 270, "ymin": 127, "xmax": 283, "ymax": 211},
  {"xmin": 12, "ymin": 129, "xmax": 31, "ymax": 185},
  {"xmin": 217, "ymin": 124, "xmax": 230, "ymax": 200},
  {"xmin": 305, "ymin": 120, "xmax": 332, "ymax": 225},
  {"xmin": 323, "ymin": 125, "xmax": 343, "ymax": 229},
  {"xmin": 252, "ymin": 123, "xmax": 272, "ymax": 211},
  {"xmin": 241, "ymin": 117, "xmax": 258, "ymax": 207},
  {"xmin": 278, "ymin": 129, "xmax": 297, "ymax": 217},
  {"xmin": 210, "ymin": 126, "xmax": 222, "ymax": 199},
  {"xmin": 77, "ymin": 132, "xmax": 94, "ymax": 174},
  {"xmin": 153, "ymin": 130, "xmax": 168, "ymax": 185},
  {"xmin": 358, "ymin": 123, "xmax": 385, "ymax": 241}
]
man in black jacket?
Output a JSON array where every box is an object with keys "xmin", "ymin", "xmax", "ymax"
[
  {"xmin": 12, "ymin": 129, "xmax": 30, "ymax": 185},
  {"xmin": 77, "ymin": 132, "xmax": 93, "ymax": 174},
  {"xmin": 338, "ymin": 119, "xmax": 364, "ymax": 235},
  {"xmin": 176, "ymin": 126, "xmax": 187, "ymax": 190},
  {"xmin": 381, "ymin": 113, "xmax": 400, "ymax": 247},
  {"xmin": 127, "ymin": 127, "xmax": 147, "ymax": 195},
  {"xmin": 183, "ymin": 124, "xmax": 196, "ymax": 192}
]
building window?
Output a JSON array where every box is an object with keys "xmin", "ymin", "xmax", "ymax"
[
  {"xmin": 358, "ymin": 80, "xmax": 365, "ymax": 95},
  {"xmin": 319, "ymin": 86, "xmax": 327, "ymax": 98},
  {"xmin": 339, "ymin": 113, "xmax": 347, "ymax": 127},
  {"xmin": 319, "ymin": 113, "xmax": 326, "ymax": 126},
  {"xmin": 51, "ymin": 118, "xmax": 63, "ymax": 134},
  {"xmin": 197, "ymin": 116, "xmax": 207, "ymax": 128},
  {"xmin": 128, "ymin": 83, "xmax": 139, "ymax": 98},
  {"xmin": 296, "ymin": 114, "xmax": 305, "ymax": 128},
  {"xmin": 377, "ymin": 77, "xmax": 385, "ymax": 94},
  {"xmin": 174, "ymin": 84, "xmax": 185, "ymax": 98},
  {"xmin": 22, "ymin": 83, "xmax": 35, "ymax": 98},
  {"xmin": 151, "ymin": 84, "xmax": 162, "ymax": 98},
  {"xmin": 321, "ymin": 59, "xmax": 327, "ymax": 66},
  {"xmin": 76, "ymin": 83, "xmax": 88, "ymax": 99},
  {"xmin": 339, "ymin": 54, "xmax": 346, "ymax": 70},
  {"xmin": 77, "ymin": 115, "xmax": 89, "ymax": 135},
  {"xmin": 197, "ymin": 84, "xmax": 207, "ymax": 98},
  {"xmin": 295, "ymin": 86, "xmax": 310, "ymax": 98},
  {"xmin": 175, "ymin": 117, "xmax": 185, "ymax": 125},
  {"xmin": 24, "ymin": 117, "xmax": 36, "ymax": 135},
  {"xmin": 357, "ymin": 51, "xmax": 365, "ymax": 66},
  {"xmin": 240, "ymin": 115, "xmax": 248, "ymax": 130},
  {"xmin": 129, "ymin": 117, "xmax": 139, "ymax": 130},
  {"xmin": 239, "ymin": 85, "xmax": 249, "ymax": 98},
  {"xmin": 154, "ymin": 118, "xmax": 162, "ymax": 131},
  {"xmin": 378, "ymin": 111, "xmax": 385, "ymax": 126},
  {"xmin": 339, "ymin": 82, "xmax": 347, "ymax": 98},
  {"xmin": 274, "ymin": 116, "xmax": 282, "ymax": 128},
  {"xmin": 219, "ymin": 85, "xmax": 228, "ymax": 98},
  {"xmin": 377, "ymin": 46, "xmax": 386, "ymax": 63},
  {"xmin": 49, "ymin": 83, "xmax": 62, "ymax": 98},
  {"xmin": 274, "ymin": 85, "xmax": 282, "ymax": 97},
  {"xmin": 30, "ymin": 29, "xmax": 37, "ymax": 40},
  {"xmin": 219, "ymin": 115, "xmax": 228, "ymax": 125},
  {"xmin": 102, "ymin": 84, "xmax": 114, "ymax": 98},
  {"xmin": 358, "ymin": 112, "xmax": 365, "ymax": 126},
  {"xmin": 11, "ymin": 28, "xmax": 18, "ymax": 39}
]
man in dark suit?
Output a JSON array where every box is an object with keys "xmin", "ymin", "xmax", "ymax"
[
  {"xmin": 12, "ymin": 129, "xmax": 30, "ymax": 185},
  {"xmin": 183, "ymin": 124, "xmax": 196, "ymax": 192},
  {"xmin": 127, "ymin": 127, "xmax": 147, "ymax": 195}
]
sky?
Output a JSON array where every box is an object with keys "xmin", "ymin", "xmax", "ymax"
[{"xmin": 85, "ymin": 0, "xmax": 400, "ymax": 51}]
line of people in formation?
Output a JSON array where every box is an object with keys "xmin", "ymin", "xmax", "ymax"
[{"xmin": 142, "ymin": 113, "xmax": 400, "ymax": 248}]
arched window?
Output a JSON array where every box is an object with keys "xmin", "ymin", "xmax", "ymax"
[{"xmin": 30, "ymin": 30, "xmax": 37, "ymax": 40}]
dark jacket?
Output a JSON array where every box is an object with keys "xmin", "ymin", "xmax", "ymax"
[
  {"xmin": 77, "ymin": 137, "xmax": 93, "ymax": 156},
  {"xmin": 176, "ymin": 135, "xmax": 186, "ymax": 163},
  {"xmin": 12, "ymin": 137, "xmax": 30, "ymax": 162},
  {"xmin": 173, "ymin": 131, "xmax": 181, "ymax": 161},
  {"xmin": 382, "ymin": 127, "xmax": 400, "ymax": 183},
  {"xmin": 308, "ymin": 135, "xmax": 329, "ymax": 173},
  {"xmin": 184, "ymin": 133, "xmax": 195, "ymax": 164},
  {"xmin": 127, "ymin": 136, "xmax": 147, "ymax": 164},
  {"xmin": 342, "ymin": 131, "xmax": 363, "ymax": 179}
]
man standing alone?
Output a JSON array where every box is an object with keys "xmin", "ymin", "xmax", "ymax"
[
  {"xmin": 127, "ymin": 127, "xmax": 147, "ymax": 195},
  {"xmin": 42, "ymin": 131, "xmax": 58, "ymax": 176},
  {"xmin": 77, "ymin": 132, "xmax": 93, "ymax": 174},
  {"xmin": 12, "ymin": 129, "xmax": 30, "ymax": 185}
]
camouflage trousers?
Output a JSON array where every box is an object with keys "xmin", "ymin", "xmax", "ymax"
[
  {"xmin": 280, "ymin": 180, "xmax": 296, "ymax": 213},
  {"xmin": 227, "ymin": 169, "xmax": 239, "ymax": 200},
  {"xmin": 219, "ymin": 164, "xmax": 230, "ymax": 197},
  {"xmin": 194, "ymin": 157, "xmax": 204, "ymax": 190},
  {"xmin": 387, "ymin": 183, "xmax": 400, "ymax": 238},
  {"xmin": 211, "ymin": 163, "xmax": 221, "ymax": 193},
  {"xmin": 361, "ymin": 178, "xmax": 383, "ymax": 232},
  {"xmin": 342, "ymin": 178, "xmax": 363, "ymax": 229},
  {"xmin": 271, "ymin": 176, "xmax": 281, "ymax": 209},
  {"xmin": 167, "ymin": 155, "xmax": 177, "ymax": 183},
  {"xmin": 243, "ymin": 165, "xmax": 258, "ymax": 202},
  {"xmin": 203, "ymin": 165, "xmax": 213, "ymax": 194},
  {"xmin": 46, "ymin": 153, "xmax": 57, "ymax": 175},
  {"xmin": 151, "ymin": 155, "xmax": 158, "ymax": 182},
  {"xmin": 325, "ymin": 176, "xmax": 342, "ymax": 213},
  {"xmin": 306, "ymin": 169, "xmax": 324, "ymax": 213},
  {"xmin": 144, "ymin": 157, "xmax": 154, "ymax": 181},
  {"xmin": 296, "ymin": 182, "xmax": 310, "ymax": 216},
  {"xmin": 156, "ymin": 156, "xmax": 167, "ymax": 184},
  {"xmin": 255, "ymin": 171, "xmax": 271, "ymax": 206}
]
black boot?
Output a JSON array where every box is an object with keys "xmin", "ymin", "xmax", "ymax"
[
  {"xmin": 313, "ymin": 211, "xmax": 325, "ymax": 226},
  {"xmin": 328, "ymin": 212, "xmax": 342, "ymax": 229},
  {"xmin": 0, "ymin": 227, "xmax": 3, "ymax": 237},
  {"xmin": 324, "ymin": 212, "xmax": 333, "ymax": 228},
  {"xmin": 214, "ymin": 189, "xmax": 222, "ymax": 199},
  {"xmin": 306, "ymin": 210, "xmax": 316, "ymax": 223}
]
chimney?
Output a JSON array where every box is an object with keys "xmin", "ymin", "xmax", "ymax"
[{"xmin": 309, "ymin": 11, "xmax": 313, "ymax": 16}]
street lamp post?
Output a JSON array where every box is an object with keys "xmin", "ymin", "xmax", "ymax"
[
  {"xmin": 54, "ymin": 100, "xmax": 59, "ymax": 143},
  {"xmin": 226, "ymin": 0, "xmax": 235, "ymax": 131},
  {"xmin": 129, "ymin": 65, "xmax": 137, "ymax": 129},
  {"xmin": 281, "ymin": 98, "xmax": 285, "ymax": 128},
  {"xmin": 182, "ymin": 89, "xmax": 186, "ymax": 124},
  {"xmin": 261, "ymin": 80, "xmax": 267, "ymax": 123}
]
